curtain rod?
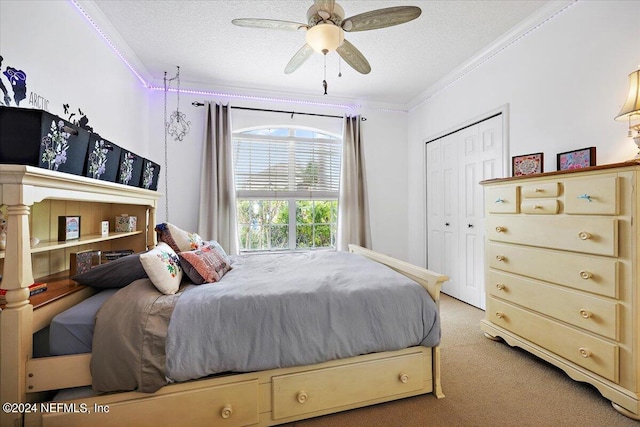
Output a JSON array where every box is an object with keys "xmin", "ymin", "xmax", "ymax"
[{"xmin": 191, "ymin": 102, "xmax": 366, "ymax": 121}]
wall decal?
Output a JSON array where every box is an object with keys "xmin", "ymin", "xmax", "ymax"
[
  {"xmin": 3, "ymin": 66, "xmax": 27, "ymax": 106},
  {"xmin": 28, "ymin": 92, "xmax": 49, "ymax": 111},
  {"xmin": 63, "ymin": 103, "xmax": 93, "ymax": 132},
  {"xmin": 0, "ymin": 54, "xmax": 29, "ymax": 107}
]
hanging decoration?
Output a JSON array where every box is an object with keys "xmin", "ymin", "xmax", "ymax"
[
  {"xmin": 162, "ymin": 65, "xmax": 191, "ymax": 222},
  {"xmin": 164, "ymin": 66, "xmax": 191, "ymax": 142}
]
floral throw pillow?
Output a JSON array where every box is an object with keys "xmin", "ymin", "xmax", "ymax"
[
  {"xmin": 140, "ymin": 242, "xmax": 182, "ymax": 294},
  {"xmin": 178, "ymin": 242, "xmax": 232, "ymax": 285},
  {"xmin": 155, "ymin": 222, "xmax": 203, "ymax": 253}
]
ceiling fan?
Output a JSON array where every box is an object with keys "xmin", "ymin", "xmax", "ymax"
[{"xmin": 232, "ymin": 0, "xmax": 422, "ymax": 75}]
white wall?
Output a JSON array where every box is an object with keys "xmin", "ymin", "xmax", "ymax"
[
  {"xmin": 407, "ymin": 0, "xmax": 640, "ymax": 268},
  {"xmin": 0, "ymin": 0, "xmax": 148, "ymax": 155},
  {"xmin": 149, "ymin": 90, "xmax": 410, "ymax": 259}
]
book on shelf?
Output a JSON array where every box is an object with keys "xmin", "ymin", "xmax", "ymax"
[
  {"xmin": 101, "ymin": 249, "xmax": 134, "ymax": 263},
  {"xmin": 0, "ymin": 282, "xmax": 47, "ymax": 304}
]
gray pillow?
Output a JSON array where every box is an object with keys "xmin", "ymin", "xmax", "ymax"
[{"xmin": 72, "ymin": 254, "xmax": 147, "ymax": 288}]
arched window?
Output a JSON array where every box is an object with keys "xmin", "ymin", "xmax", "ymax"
[{"xmin": 233, "ymin": 127, "xmax": 342, "ymax": 251}]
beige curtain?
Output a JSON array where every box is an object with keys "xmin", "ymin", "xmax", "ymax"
[
  {"xmin": 197, "ymin": 102, "xmax": 239, "ymax": 254},
  {"xmin": 337, "ymin": 115, "xmax": 371, "ymax": 251}
]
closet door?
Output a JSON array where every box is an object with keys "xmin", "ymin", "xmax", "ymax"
[
  {"xmin": 457, "ymin": 115, "xmax": 503, "ymax": 309},
  {"xmin": 427, "ymin": 133, "xmax": 459, "ymax": 299},
  {"xmin": 426, "ymin": 114, "xmax": 504, "ymax": 308}
]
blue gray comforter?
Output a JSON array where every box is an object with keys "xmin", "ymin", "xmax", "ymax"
[{"xmin": 91, "ymin": 251, "xmax": 440, "ymax": 393}]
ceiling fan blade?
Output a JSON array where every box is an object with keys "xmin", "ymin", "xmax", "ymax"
[
  {"xmin": 314, "ymin": 0, "xmax": 335, "ymax": 17},
  {"xmin": 284, "ymin": 44, "xmax": 314, "ymax": 74},
  {"xmin": 342, "ymin": 6, "xmax": 421, "ymax": 32},
  {"xmin": 232, "ymin": 18, "xmax": 307, "ymax": 31},
  {"xmin": 336, "ymin": 39, "xmax": 371, "ymax": 74}
]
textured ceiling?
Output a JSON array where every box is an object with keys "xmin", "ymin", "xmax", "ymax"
[{"xmin": 86, "ymin": 0, "xmax": 566, "ymax": 108}]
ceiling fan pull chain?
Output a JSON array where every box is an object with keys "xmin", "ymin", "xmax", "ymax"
[
  {"xmin": 323, "ymin": 52, "xmax": 328, "ymax": 95},
  {"xmin": 338, "ymin": 57, "xmax": 342, "ymax": 78}
]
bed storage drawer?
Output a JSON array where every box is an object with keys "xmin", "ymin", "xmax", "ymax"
[
  {"xmin": 272, "ymin": 352, "xmax": 425, "ymax": 420},
  {"xmin": 42, "ymin": 380, "xmax": 259, "ymax": 427},
  {"xmin": 487, "ymin": 298, "xmax": 619, "ymax": 383}
]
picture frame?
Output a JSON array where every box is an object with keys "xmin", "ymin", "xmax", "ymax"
[
  {"xmin": 557, "ymin": 147, "xmax": 596, "ymax": 171},
  {"xmin": 512, "ymin": 153, "xmax": 544, "ymax": 177},
  {"xmin": 58, "ymin": 215, "xmax": 81, "ymax": 241}
]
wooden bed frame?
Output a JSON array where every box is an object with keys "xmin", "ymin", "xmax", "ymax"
[{"xmin": 0, "ymin": 166, "xmax": 448, "ymax": 427}]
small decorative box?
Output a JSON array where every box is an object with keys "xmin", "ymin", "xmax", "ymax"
[{"xmin": 115, "ymin": 214, "xmax": 137, "ymax": 232}]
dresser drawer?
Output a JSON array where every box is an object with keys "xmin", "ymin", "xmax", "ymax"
[
  {"xmin": 488, "ymin": 270, "xmax": 619, "ymax": 339},
  {"xmin": 486, "ymin": 216, "xmax": 618, "ymax": 256},
  {"xmin": 272, "ymin": 352, "xmax": 425, "ymax": 420},
  {"xmin": 563, "ymin": 174, "xmax": 618, "ymax": 215},
  {"xmin": 521, "ymin": 182, "xmax": 560, "ymax": 198},
  {"xmin": 520, "ymin": 199, "xmax": 559, "ymax": 214},
  {"xmin": 487, "ymin": 298, "xmax": 619, "ymax": 382},
  {"xmin": 487, "ymin": 242, "xmax": 617, "ymax": 298},
  {"xmin": 486, "ymin": 185, "xmax": 519, "ymax": 213}
]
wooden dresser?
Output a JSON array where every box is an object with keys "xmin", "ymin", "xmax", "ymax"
[{"xmin": 481, "ymin": 161, "xmax": 640, "ymax": 420}]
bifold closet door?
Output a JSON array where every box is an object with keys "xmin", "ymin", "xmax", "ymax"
[{"xmin": 426, "ymin": 114, "xmax": 503, "ymax": 309}]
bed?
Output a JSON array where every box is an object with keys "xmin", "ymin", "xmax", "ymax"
[
  {"xmin": 0, "ymin": 167, "xmax": 448, "ymax": 427},
  {"xmin": 17, "ymin": 245, "xmax": 448, "ymax": 427}
]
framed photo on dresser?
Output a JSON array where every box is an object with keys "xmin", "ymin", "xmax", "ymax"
[
  {"xmin": 557, "ymin": 147, "xmax": 596, "ymax": 171},
  {"xmin": 512, "ymin": 152, "xmax": 544, "ymax": 176}
]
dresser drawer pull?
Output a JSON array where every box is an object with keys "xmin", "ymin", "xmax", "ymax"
[
  {"xmin": 533, "ymin": 205, "xmax": 542, "ymax": 209},
  {"xmin": 495, "ymin": 255, "xmax": 506, "ymax": 262},
  {"xmin": 221, "ymin": 404, "xmax": 233, "ymax": 419},
  {"xmin": 399, "ymin": 373, "xmax": 409, "ymax": 384},
  {"xmin": 495, "ymin": 283, "xmax": 505, "ymax": 291},
  {"xmin": 495, "ymin": 226, "xmax": 506, "ymax": 233},
  {"xmin": 579, "ymin": 309, "xmax": 593, "ymax": 319},
  {"xmin": 297, "ymin": 391, "xmax": 308, "ymax": 404},
  {"xmin": 579, "ymin": 347, "xmax": 592, "ymax": 358},
  {"xmin": 579, "ymin": 270, "xmax": 593, "ymax": 280},
  {"xmin": 577, "ymin": 231, "xmax": 592, "ymax": 240},
  {"xmin": 578, "ymin": 194, "xmax": 593, "ymax": 202},
  {"xmin": 495, "ymin": 311, "xmax": 505, "ymax": 319},
  {"xmin": 534, "ymin": 188, "xmax": 543, "ymax": 192},
  {"xmin": 494, "ymin": 198, "xmax": 505, "ymax": 203}
]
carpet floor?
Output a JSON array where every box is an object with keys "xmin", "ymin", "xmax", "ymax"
[{"xmin": 284, "ymin": 294, "xmax": 639, "ymax": 426}]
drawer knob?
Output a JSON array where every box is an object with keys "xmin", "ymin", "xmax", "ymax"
[
  {"xmin": 534, "ymin": 188, "xmax": 543, "ymax": 193},
  {"xmin": 578, "ymin": 194, "xmax": 593, "ymax": 202},
  {"xmin": 495, "ymin": 255, "xmax": 506, "ymax": 262},
  {"xmin": 495, "ymin": 226, "xmax": 506, "ymax": 233},
  {"xmin": 533, "ymin": 205, "xmax": 541, "ymax": 209},
  {"xmin": 495, "ymin": 283, "xmax": 505, "ymax": 291},
  {"xmin": 579, "ymin": 347, "xmax": 592, "ymax": 358},
  {"xmin": 579, "ymin": 270, "xmax": 593, "ymax": 280},
  {"xmin": 297, "ymin": 391, "xmax": 308, "ymax": 404},
  {"xmin": 494, "ymin": 197, "xmax": 505, "ymax": 203},
  {"xmin": 221, "ymin": 404, "xmax": 233, "ymax": 419},
  {"xmin": 577, "ymin": 231, "xmax": 592, "ymax": 240},
  {"xmin": 579, "ymin": 309, "xmax": 592, "ymax": 319},
  {"xmin": 495, "ymin": 311, "xmax": 505, "ymax": 319},
  {"xmin": 399, "ymin": 373, "xmax": 409, "ymax": 384}
]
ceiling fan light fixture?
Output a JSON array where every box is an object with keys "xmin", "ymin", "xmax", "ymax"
[{"xmin": 306, "ymin": 23, "xmax": 344, "ymax": 54}]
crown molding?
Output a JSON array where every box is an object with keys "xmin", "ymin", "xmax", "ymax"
[
  {"xmin": 71, "ymin": 0, "xmax": 153, "ymax": 86},
  {"xmin": 406, "ymin": 0, "xmax": 577, "ymax": 112}
]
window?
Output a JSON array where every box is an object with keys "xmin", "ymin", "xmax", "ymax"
[{"xmin": 233, "ymin": 127, "xmax": 341, "ymax": 252}]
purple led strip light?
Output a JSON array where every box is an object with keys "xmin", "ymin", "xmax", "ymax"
[{"xmin": 70, "ymin": 0, "xmax": 360, "ymax": 111}]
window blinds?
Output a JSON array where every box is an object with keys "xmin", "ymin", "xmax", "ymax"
[{"xmin": 233, "ymin": 134, "xmax": 341, "ymax": 198}]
